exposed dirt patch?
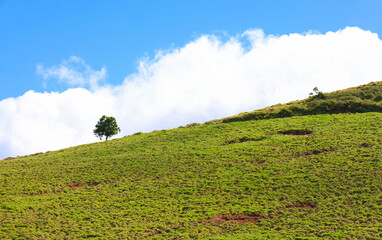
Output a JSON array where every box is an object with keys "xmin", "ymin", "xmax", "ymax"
[
  {"xmin": 222, "ymin": 136, "xmax": 266, "ymax": 145},
  {"xmin": 204, "ymin": 212, "xmax": 265, "ymax": 225},
  {"xmin": 272, "ymin": 201, "xmax": 317, "ymax": 217},
  {"xmin": 144, "ymin": 227, "xmax": 166, "ymax": 238},
  {"xmin": 67, "ymin": 182, "xmax": 84, "ymax": 188},
  {"xmin": 67, "ymin": 182, "xmax": 99, "ymax": 188},
  {"xmin": 285, "ymin": 201, "xmax": 317, "ymax": 210},
  {"xmin": 299, "ymin": 148, "xmax": 336, "ymax": 156},
  {"xmin": 205, "ymin": 202, "xmax": 316, "ymax": 227},
  {"xmin": 27, "ymin": 190, "xmax": 51, "ymax": 196},
  {"xmin": 279, "ymin": 130, "xmax": 313, "ymax": 135},
  {"xmin": 144, "ymin": 223, "xmax": 192, "ymax": 238},
  {"xmin": 300, "ymin": 150, "xmax": 321, "ymax": 156}
]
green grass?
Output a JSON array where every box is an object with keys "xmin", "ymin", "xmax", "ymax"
[{"xmin": 1, "ymin": 112, "xmax": 381, "ymax": 239}]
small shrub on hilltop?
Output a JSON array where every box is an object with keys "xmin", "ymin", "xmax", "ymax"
[{"xmin": 307, "ymin": 87, "xmax": 326, "ymax": 101}]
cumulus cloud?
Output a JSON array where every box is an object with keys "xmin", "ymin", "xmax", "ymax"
[
  {"xmin": 37, "ymin": 56, "xmax": 107, "ymax": 89},
  {"xmin": 1, "ymin": 27, "xmax": 382, "ymax": 159}
]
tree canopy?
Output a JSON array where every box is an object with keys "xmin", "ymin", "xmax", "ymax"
[{"xmin": 93, "ymin": 115, "xmax": 121, "ymax": 140}]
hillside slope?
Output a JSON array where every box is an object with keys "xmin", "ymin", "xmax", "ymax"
[
  {"xmin": 210, "ymin": 81, "xmax": 382, "ymax": 124},
  {"xmin": 1, "ymin": 112, "xmax": 381, "ymax": 239}
]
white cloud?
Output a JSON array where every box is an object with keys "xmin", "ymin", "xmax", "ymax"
[
  {"xmin": 1, "ymin": 27, "xmax": 382, "ymax": 159},
  {"xmin": 37, "ymin": 56, "xmax": 107, "ymax": 90}
]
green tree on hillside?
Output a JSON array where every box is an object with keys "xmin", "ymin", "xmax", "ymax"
[
  {"xmin": 309, "ymin": 87, "xmax": 325, "ymax": 99},
  {"xmin": 93, "ymin": 115, "xmax": 121, "ymax": 140}
]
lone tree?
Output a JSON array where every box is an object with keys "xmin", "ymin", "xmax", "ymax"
[
  {"xmin": 309, "ymin": 87, "xmax": 325, "ymax": 100},
  {"xmin": 93, "ymin": 115, "xmax": 121, "ymax": 140}
]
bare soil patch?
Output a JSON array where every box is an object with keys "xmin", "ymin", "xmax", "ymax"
[
  {"xmin": 300, "ymin": 150, "xmax": 321, "ymax": 156},
  {"xmin": 144, "ymin": 227, "xmax": 166, "ymax": 238},
  {"xmin": 299, "ymin": 148, "xmax": 336, "ymax": 156},
  {"xmin": 144, "ymin": 224, "xmax": 187, "ymax": 238},
  {"xmin": 279, "ymin": 130, "xmax": 313, "ymax": 135},
  {"xmin": 285, "ymin": 201, "xmax": 317, "ymax": 209},
  {"xmin": 67, "ymin": 182, "xmax": 84, "ymax": 188},
  {"xmin": 27, "ymin": 190, "xmax": 51, "ymax": 196},
  {"xmin": 204, "ymin": 212, "xmax": 265, "ymax": 225},
  {"xmin": 205, "ymin": 202, "xmax": 317, "ymax": 227},
  {"xmin": 66, "ymin": 182, "xmax": 99, "ymax": 188},
  {"xmin": 222, "ymin": 136, "xmax": 265, "ymax": 145}
]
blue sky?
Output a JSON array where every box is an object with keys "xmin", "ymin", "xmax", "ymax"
[
  {"xmin": 1, "ymin": 0, "xmax": 381, "ymax": 99},
  {"xmin": 1, "ymin": 1, "xmax": 382, "ymax": 158}
]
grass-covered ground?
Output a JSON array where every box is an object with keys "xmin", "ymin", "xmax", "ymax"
[{"xmin": 1, "ymin": 112, "xmax": 381, "ymax": 239}]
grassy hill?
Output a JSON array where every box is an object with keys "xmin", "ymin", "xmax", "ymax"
[
  {"xmin": 0, "ymin": 82, "xmax": 382, "ymax": 239},
  {"xmin": 210, "ymin": 81, "xmax": 382, "ymax": 124}
]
